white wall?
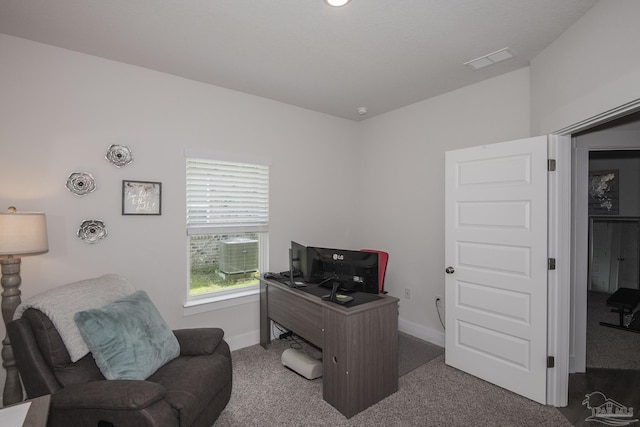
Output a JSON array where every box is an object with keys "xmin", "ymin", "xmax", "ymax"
[
  {"xmin": 0, "ymin": 33, "xmax": 532, "ymax": 398},
  {"xmin": 0, "ymin": 34, "xmax": 360, "ymax": 373},
  {"xmin": 3, "ymin": 0, "xmax": 640, "ymax": 402},
  {"xmin": 531, "ymin": 0, "xmax": 640, "ymax": 135},
  {"xmin": 355, "ymin": 68, "xmax": 532, "ymax": 344}
]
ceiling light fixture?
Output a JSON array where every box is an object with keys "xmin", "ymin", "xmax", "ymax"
[
  {"xmin": 464, "ymin": 48, "xmax": 515, "ymax": 71},
  {"xmin": 324, "ymin": 0, "xmax": 351, "ymax": 7},
  {"xmin": 356, "ymin": 107, "xmax": 368, "ymax": 115}
]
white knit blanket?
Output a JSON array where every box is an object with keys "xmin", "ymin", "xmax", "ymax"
[{"xmin": 14, "ymin": 274, "xmax": 136, "ymax": 362}]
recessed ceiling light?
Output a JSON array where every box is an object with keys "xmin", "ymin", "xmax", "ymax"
[
  {"xmin": 324, "ymin": 0, "xmax": 351, "ymax": 7},
  {"xmin": 464, "ymin": 48, "xmax": 515, "ymax": 71}
]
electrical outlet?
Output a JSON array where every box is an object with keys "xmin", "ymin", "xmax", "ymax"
[{"xmin": 404, "ymin": 288, "xmax": 411, "ymax": 299}]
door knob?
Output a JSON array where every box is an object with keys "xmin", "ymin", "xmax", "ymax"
[{"xmin": 445, "ymin": 266, "xmax": 455, "ymax": 274}]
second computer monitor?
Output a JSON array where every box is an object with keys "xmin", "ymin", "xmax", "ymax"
[{"xmin": 290, "ymin": 241, "xmax": 310, "ymax": 282}]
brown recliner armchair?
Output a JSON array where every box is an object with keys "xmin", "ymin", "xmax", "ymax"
[{"xmin": 8, "ymin": 307, "xmax": 232, "ymax": 427}]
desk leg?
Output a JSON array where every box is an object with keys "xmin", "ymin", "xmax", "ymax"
[{"xmin": 260, "ymin": 280, "xmax": 270, "ymax": 348}]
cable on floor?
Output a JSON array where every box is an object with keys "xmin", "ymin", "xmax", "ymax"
[{"xmin": 436, "ymin": 297, "xmax": 445, "ymax": 330}]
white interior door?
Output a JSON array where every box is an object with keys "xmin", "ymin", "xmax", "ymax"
[{"xmin": 445, "ymin": 136, "xmax": 549, "ymax": 404}]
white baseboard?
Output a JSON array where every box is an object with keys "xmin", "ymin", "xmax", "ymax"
[
  {"xmin": 225, "ymin": 330, "xmax": 260, "ymax": 351},
  {"xmin": 398, "ymin": 318, "xmax": 445, "ymax": 348},
  {"xmin": 226, "ymin": 318, "xmax": 445, "ymax": 352},
  {"xmin": 226, "ymin": 320, "xmax": 296, "ymax": 351}
]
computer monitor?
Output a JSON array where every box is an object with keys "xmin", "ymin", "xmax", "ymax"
[
  {"xmin": 307, "ymin": 246, "xmax": 379, "ymax": 294},
  {"xmin": 290, "ymin": 241, "xmax": 309, "ymax": 281}
]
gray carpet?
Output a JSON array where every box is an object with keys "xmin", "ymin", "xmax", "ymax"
[
  {"xmin": 214, "ymin": 335, "xmax": 570, "ymax": 426},
  {"xmin": 587, "ymin": 291, "xmax": 640, "ymax": 369},
  {"xmin": 398, "ymin": 332, "xmax": 444, "ymax": 376}
]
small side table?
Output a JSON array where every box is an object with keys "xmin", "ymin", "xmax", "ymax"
[
  {"xmin": 24, "ymin": 395, "xmax": 50, "ymax": 427},
  {"xmin": 1, "ymin": 394, "xmax": 50, "ymax": 427}
]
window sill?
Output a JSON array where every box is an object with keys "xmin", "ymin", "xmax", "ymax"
[{"xmin": 183, "ymin": 287, "xmax": 260, "ymax": 316}]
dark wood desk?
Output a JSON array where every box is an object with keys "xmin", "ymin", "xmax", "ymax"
[{"xmin": 260, "ymin": 278, "xmax": 399, "ymax": 418}]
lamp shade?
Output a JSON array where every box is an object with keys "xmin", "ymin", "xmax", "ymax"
[
  {"xmin": 324, "ymin": 0, "xmax": 351, "ymax": 6},
  {"xmin": 0, "ymin": 212, "xmax": 49, "ymax": 256}
]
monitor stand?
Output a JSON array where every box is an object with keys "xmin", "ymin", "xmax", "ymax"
[{"xmin": 321, "ymin": 281, "xmax": 353, "ymax": 305}]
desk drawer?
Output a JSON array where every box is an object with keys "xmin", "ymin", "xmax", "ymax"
[{"xmin": 268, "ymin": 286, "xmax": 323, "ymax": 347}]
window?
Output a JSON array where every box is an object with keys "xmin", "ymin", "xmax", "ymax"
[{"xmin": 186, "ymin": 155, "xmax": 269, "ymax": 299}]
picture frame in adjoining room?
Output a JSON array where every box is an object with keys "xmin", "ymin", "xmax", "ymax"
[
  {"xmin": 122, "ymin": 180, "xmax": 162, "ymax": 215},
  {"xmin": 588, "ymin": 169, "xmax": 619, "ymax": 215}
]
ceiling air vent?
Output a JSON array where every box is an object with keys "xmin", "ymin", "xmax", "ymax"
[{"xmin": 464, "ymin": 48, "xmax": 515, "ymax": 71}]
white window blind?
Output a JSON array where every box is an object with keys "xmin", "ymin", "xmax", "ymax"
[{"xmin": 186, "ymin": 158, "xmax": 269, "ymax": 234}]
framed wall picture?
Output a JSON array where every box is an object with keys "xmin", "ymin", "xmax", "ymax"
[
  {"xmin": 588, "ymin": 169, "xmax": 619, "ymax": 215},
  {"xmin": 122, "ymin": 180, "xmax": 162, "ymax": 215}
]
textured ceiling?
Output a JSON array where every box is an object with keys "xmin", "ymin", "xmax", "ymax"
[{"xmin": 0, "ymin": 0, "xmax": 598, "ymax": 120}]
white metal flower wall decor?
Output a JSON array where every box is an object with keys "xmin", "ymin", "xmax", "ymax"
[
  {"xmin": 66, "ymin": 172, "xmax": 96, "ymax": 196},
  {"xmin": 64, "ymin": 144, "xmax": 150, "ymax": 242},
  {"xmin": 588, "ymin": 170, "xmax": 619, "ymax": 215},
  {"xmin": 77, "ymin": 219, "xmax": 108, "ymax": 244},
  {"xmin": 105, "ymin": 144, "xmax": 133, "ymax": 167}
]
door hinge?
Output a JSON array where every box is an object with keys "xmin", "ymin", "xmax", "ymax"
[
  {"xmin": 547, "ymin": 356, "xmax": 555, "ymax": 368},
  {"xmin": 548, "ymin": 159, "xmax": 556, "ymax": 171},
  {"xmin": 548, "ymin": 258, "xmax": 556, "ymax": 270}
]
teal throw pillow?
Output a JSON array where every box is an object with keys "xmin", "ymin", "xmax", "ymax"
[{"xmin": 74, "ymin": 290, "xmax": 180, "ymax": 380}]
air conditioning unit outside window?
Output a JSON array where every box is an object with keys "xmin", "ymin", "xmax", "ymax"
[{"xmin": 219, "ymin": 237, "xmax": 259, "ymax": 275}]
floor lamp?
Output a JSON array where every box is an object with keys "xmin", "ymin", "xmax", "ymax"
[{"xmin": 0, "ymin": 207, "xmax": 48, "ymax": 406}]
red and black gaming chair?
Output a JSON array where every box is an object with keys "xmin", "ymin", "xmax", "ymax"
[{"xmin": 360, "ymin": 249, "xmax": 389, "ymax": 294}]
